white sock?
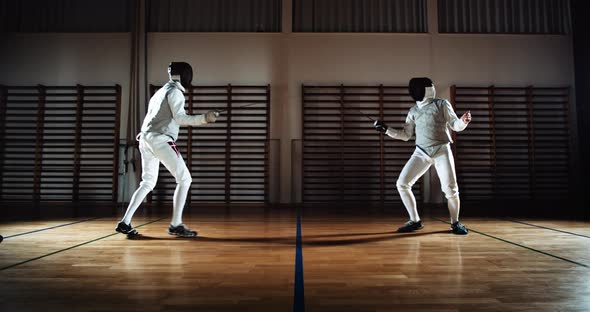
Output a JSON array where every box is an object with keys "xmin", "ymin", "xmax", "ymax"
[
  {"xmin": 171, "ymin": 182, "xmax": 190, "ymax": 227},
  {"xmin": 398, "ymin": 187, "xmax": 421, "ymax": 222},
  {"xmin": 122, "ymin": 184, "xmax": 152, "ymax": 225},
  {"xmin": 447, "ymin": 195, "xmax": 460, "ymax": 224}
]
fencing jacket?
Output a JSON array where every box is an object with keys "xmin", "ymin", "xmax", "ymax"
[
  {"xmin": 385, "ymin": 99, "xmax": 467, "ymax": 148},
  {"xmin": 140, "ymin": 81, "xmax": 208, "ymax": 141}
]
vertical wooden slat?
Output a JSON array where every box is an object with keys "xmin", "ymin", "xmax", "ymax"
[
  {"xmin": 488, "ymin": 85, "xmax": 497, "ymax": 197},
  {"xmin": 339, "ymin": 84, "xmax": 345, "ymax": 202},
  {"xmin": 0, "ymin": 85, "xmax": 7, "ymax": 200},
  {"xmin": 33, "ymin": 85, "xmax": 46, "ymax": 203},
  {"xmin": 225, "ymin": 84, "xmax": 233, "ymax": 204},
  {"xmin": 113, "ymin": 84, "xmax": 122, "ymax": 204},
  {"xmin": 564, "ymin": 87, "xmax": 572, "ymax": 192},
  {"xmin": 301, "ymin": 85, "xmax": 306, "ymax": 205},
  {"xmin": 378, "ymin": 84, "xmax": 385, "ymax": 204},
  {"xmin": 73, "ymin": 85, "xmax": 84, "ymax": 203},
  {"xmin": 526, "ymin": 85, "xmax": 536, "ymax": 200},
  {"xmin": 264, "ymin": 84, "xmax": 271, "ymax": 204}
]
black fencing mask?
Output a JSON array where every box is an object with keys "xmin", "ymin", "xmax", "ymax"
[
  {"xmin": 168, "ymin": 62, "xmax": 193, "ymax": 88},
  {"xmin": 408, "ymin": 77, "xmax": 433, "ymax": 102}
]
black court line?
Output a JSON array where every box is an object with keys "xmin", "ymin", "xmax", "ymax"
[
  {"xmin": 0, "ymin": 218, "xmax": 166, "ymax": 271},
  {"xmin": 432, "ymin": 217, "xmax": 589, "ymax": 268},
  {"xmin": 503, "ymin": 219, "xmax": 590, "ymax": 239},
  {"xmin": 2, "ymin": 218, "xmax": 101, "ymax": 239},
  {"xmin": 293, "ymin": 207, "xmax": 305, "ymax": 312}
]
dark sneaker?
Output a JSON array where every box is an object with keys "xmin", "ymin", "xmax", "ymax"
[
  {"xmin": 396, "ymin": 220, "xmax": 424, "ymax": 233},
  {"xmin": 168, "ymin": 224, "xmax": 198, "ymax": 238},
  {"xmin": 451, "ymin": 221, "xmax": 468, "ymax": 235},
  {"xmin": 115, "ymin": 221, "xmax": 136, "ymax": 235}
]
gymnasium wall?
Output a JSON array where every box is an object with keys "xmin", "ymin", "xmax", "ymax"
[{"xmin": 0, "ymin": 6, "xmax": 576, "ymax": 205}]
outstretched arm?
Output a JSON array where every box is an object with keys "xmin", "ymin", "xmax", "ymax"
[
  {"xmin": 443, "ymin": 100, "xmax": 470, "ymax": 132},
  {"xmin": 168, "ymin": 90, "xmax": 218, "ymax": 126}
]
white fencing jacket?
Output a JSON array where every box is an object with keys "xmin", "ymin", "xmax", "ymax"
[
  {"xmin": 385, "ymin": 99, "xmax": 467, "ymax": 148},
  {"xmin": 140, "ymin": 81, "xmax": 208, "ymax": 141}
]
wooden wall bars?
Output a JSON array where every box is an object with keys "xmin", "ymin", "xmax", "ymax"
[{"xmin": 0, "ymin": 85, "xmax": 121, "ymax": 203}]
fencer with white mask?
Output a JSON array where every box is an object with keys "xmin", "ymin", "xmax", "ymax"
[
  {"xmin": 116, "ymin": 62, "xmax": 219, "ymax": 238},
  {"xmin": 374, "ymin": 77, "xmax": 472, "ymax": 234}
]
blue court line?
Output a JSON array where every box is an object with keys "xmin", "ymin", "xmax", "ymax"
[
  {"xmin": 503, "ymin": 219, "xmax": 590, "ymax": 239},
  {"xmin": 3, "ymin": 218, "xmax": 101, "ymax": 239},
  {"xmin": 433, "ymin": 217, "xmax": 589, "ymax": 268},
  {"xmin": 0, "ymin": 218, "xmax": 166, "ymax": 271},
  {"xmin": 293, "ymin": 208, "xmax": 305, "ymax": 312}
]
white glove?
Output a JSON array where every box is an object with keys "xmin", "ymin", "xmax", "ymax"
[
  {"xmin": 205, "ymin": 111, "xmax": 219, "ymax": 123},
  {"xmin": 460, "ymin": 110, "xmax": 472, "ymax": 124}
]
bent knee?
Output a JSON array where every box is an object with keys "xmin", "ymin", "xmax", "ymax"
[
  {"xmin": 396, "ymin": 179, "xmax": 412, "ymax": 191},
  {"xmin": 443, "ymin": 184, "xmax": 459, "ymax": 199},
  {"xmin": 140, "ymin": 180, "xmax": 156, "ymax": 191}
]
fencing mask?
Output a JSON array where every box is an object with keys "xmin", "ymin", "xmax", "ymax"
[
  {"xmin": 408, "ymin": 77, "xmax": 435, "ymax": 102},
  {"xmin": 168, "ymin": 62, "xmax": 193, "ymax": 89}
]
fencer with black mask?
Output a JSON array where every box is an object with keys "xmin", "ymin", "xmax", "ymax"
[
  {"xmin": 374, "ymin": 78, "xmax": 471, "ymax": 234},
  {"xmin": 116, "ymin": 62, "xmax": 219, "ymax": 238}
]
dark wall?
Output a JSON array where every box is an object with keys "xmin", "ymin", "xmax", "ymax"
[{"xmin": 572, "ymin": 0, "xmax": 590, "ymax": 218}]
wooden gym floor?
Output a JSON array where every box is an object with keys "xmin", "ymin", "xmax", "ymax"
[{"xmin": 0, "ymin": 206, "xmax": 589, "ymax": 312}]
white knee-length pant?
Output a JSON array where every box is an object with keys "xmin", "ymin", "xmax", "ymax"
[
  {"xmin": 122, "ymin": 132, "xmax": 192, "ymax": 226},
  {"xmin": 138, "ymin": 133, "xmax": 192, "ymax": 190},
  {"xmin": 396, "ymin": 143, "xmax": 461, "ymax": 222}
]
